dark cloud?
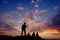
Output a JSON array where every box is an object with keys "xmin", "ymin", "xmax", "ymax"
[
  {"xmin": 0, "ymin": 32, "xmax": 5, "ymax": 35},
  {"xmin": 52, "ymin": 11, "xmax": 60, "ymax": 26}
]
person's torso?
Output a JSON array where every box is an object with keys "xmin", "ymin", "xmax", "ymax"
[{"xmin": 22, "ymin": 25, "xmax": 26, "ymax": 29}]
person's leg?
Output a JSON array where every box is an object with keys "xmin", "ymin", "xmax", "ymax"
[
  {"xmin": 21, "ymin": 30, "xmax": 23, "ymax": 36},
  {"xmin": 24, "ymin": 30, "xmax": 26, "ymax": 36}
]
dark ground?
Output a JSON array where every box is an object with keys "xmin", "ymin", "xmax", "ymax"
[
  {"xmin": 0, "ymin": 33, "xmax": 60, "ymax": 40},
  {"xmin": 0, "ymin": 33, "xmax": 45, "ymax": 40}
]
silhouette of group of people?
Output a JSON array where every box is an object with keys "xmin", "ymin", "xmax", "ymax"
[{"xmin": 21, "ymin": 22, "xmax": 40, "ymax": 36}]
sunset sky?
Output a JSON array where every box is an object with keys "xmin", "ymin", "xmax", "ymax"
[{"xmin": 0, "ymin": 0, "xmax": 60, "ymax": 39}]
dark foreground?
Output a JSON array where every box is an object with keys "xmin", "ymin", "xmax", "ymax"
[
  {"xmin": 0, "ymin": 34, "xmax": 60, "ymax": 40},
  {"xmin": 0, "ymin": 33, "xmax": 45, "ymax": 40}
]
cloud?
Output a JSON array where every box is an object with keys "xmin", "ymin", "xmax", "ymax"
[
  {"xmin": 35, "ymin": 4, "xmax": 39, "ymax": 8},
  {"xmin": 0, "ymin": 13, "xmax": 16, "ymax": 27},
  {"xmin": 0, "ymin": 27, "xmax": 20, "ymax": 36},
  {"xmin": 35, "ymin": 0, "xmax": 41, "ymax": 3},
  {"xmin": 18, "ymin": 19, "xmax": 24, "ymax": 24},
  {"xmin": 17, "ymin": 17, "xmax": 60, "ymax": 39},
  {"xmin": 31, "ymin": 0, "xmax": 41, "ymax": 4},
  {"xmin": 54, "ymin": 6, "xmax": 59, "ymax": 10},
  {"xmin": 35, "ymin": 9, "xmax": 39, "ymax": 14},
  {"xmin": 35, "ymin": 9, "xmax": 48, "ymax": 14},
  {"xmin": 40, "ymin": 10, "xmax": 48, "ymax": 14},
  {"xmin": 0, "ymin": 10, "xmax": 60, "ymax": 39},
  {"xmin": 31, "ymin": 0, "xmax": 35, "ymax": 3},
  {"xmin": 20, "ymin": 12, "xmax": 35, "ymax": 19},
  {"xmin": 39, "ymin": 28, "xmax": 60, "ymax": 39},
  {"xmin": 11, "ymin": 11, "xmax": 18, "ymax": 14},
  {"xmin": 29, "ymin": 20, "xmax": 48, "ymax": 32},
  {"xmin": 18, "ymin": 12, "xmax": 51, "ymax": 33},
  {"xmin": 0, "ymin": 12, "xmax": 60, "ymax": 39},
  {"xmin": 17, "ymin": 6, "xmax": 24, "ymax": 11},
  {"xmin": 25, "ymin": 12, "xmax": 35, "ymax": 19},
  {"xmin": 0, "ymin": 15, "xmax": 21, "ymax": 36},
  {"xmin": 18, "ymin": 17, "xmax": 49, "ymax": 33},
  {"xmin": 0, "ymin": 13, "xmax": 12, "ymax": 19},
  {"xmin": 18, "ymin": 14, "xmax": 22, "ymax": 16}
]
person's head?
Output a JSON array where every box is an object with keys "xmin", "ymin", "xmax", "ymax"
[{"xmin": 24, "ymin": 22, "xmax": 26, "ymax": 25}]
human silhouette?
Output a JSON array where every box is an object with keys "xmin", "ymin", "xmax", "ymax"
[
  {"xmin": 36, "ymin": 32, "xmax": 39, "ymax": 37},
  {"xmin": 32, "ymin": 32, "xmax": 35, "ymax": 37},
  {"xmin": 21, "ymin": 23, "xmax": 27, "ymax": 36},
  {"xmin": 27, "ymin": 32, "xmax": 31, "ymax": 37}
]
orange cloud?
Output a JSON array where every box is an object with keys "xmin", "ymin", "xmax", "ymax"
[{"xmin": 39, "ymin": 28, "xmax": 60, "ymax": 39}]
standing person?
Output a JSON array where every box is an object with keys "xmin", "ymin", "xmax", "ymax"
[{"xmin": 21, "ymin": 23, "xmax": 27, "ymax": 36}]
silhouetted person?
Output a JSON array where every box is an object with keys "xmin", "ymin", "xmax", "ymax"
[
  {"xmin": 27, "ymin": 32, "xmax": 31, "ymax": 37},
  {"xmin": 21, "ymin": 23, "xmax": 27, "ymax": 36},
  {"xmin": 36, "ymin": 32, "xmax": 39, "ymax": 37},
  {"xmin": 32, "ymin": 32, "xmax": 35, "ymax": 37}
]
